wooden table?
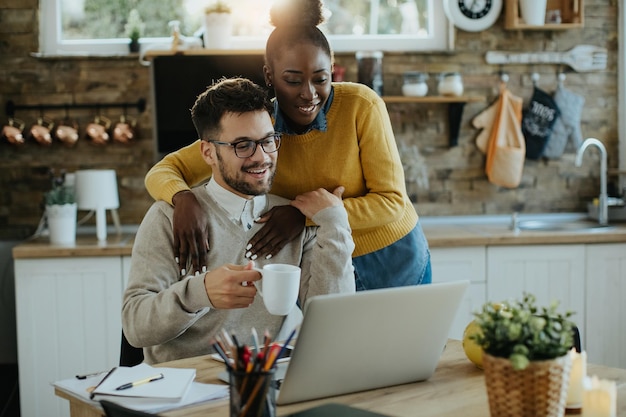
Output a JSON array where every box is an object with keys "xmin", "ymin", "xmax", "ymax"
[{"xmin": 55, "ymin": 340, "xmax": 626, "ymax": 417}]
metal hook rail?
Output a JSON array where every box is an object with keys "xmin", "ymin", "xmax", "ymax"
[
  {"xmin": 485, "ymin": 45, "xmax": 608, "ymax": 73},
  {"xmin": 5, "ymin": 98, "xmax": 147, "ymax": 118}
]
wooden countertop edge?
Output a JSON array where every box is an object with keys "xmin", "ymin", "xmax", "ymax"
[
  {"xmin": 12, "ymin": 234, "xmax": 134, "ymax": 259},
  {"xmin": 423, "ymin": 222, "xmax": 626, "ymax": 248},
  {"xmin": 12, "ymin": 225, "xmax": 626, "ymax": 259},
  {"xmin": 13, "ymin": 246, "xmax": 132, "ymax": 259}
]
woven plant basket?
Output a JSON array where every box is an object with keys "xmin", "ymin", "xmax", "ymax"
[{"xmin": 482, "ymin": 352, "xmax": 572, "ymax": 417}]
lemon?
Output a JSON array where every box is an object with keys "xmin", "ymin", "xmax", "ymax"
[{"xmin": 462, "ymin": 320, "xmax": 484, "ymax": 369}]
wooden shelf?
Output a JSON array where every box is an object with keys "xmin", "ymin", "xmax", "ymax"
[
  {"xmin": 143, "ymin": 49, "xmax": 264, "ymax": 59},
  {"xmin": 505, "ymin": 0, "xmax": 584, "ymax": 30},
  {"xmin": 383, "ymin": 95, "xmax": 484, "ymax": 147},
  {"xmin": 383, "ymin": 95, "xmax": 483, "ymax": 104}
]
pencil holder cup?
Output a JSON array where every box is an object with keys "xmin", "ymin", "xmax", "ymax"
[{"xmin": 228, "ymin": 367, "xmax": 276, "ymax": 417}]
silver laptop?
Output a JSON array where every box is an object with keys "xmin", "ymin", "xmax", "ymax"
[{"xmin": 274, "ymin": 280, "xmax": 469, "ymax": 405}]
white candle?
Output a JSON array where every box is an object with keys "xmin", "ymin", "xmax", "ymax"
[
  {"xmin": 567, "ymin": 349, "xmax": 587, "ymax": 408},
  {"xmin": 581, "ymin": 376, "xmax": 616, "ymax": 417}
]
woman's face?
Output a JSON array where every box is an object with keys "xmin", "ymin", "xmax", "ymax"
[{"xmin": 265, "ymin": 43, "xmax": 333, "ymax": 133}]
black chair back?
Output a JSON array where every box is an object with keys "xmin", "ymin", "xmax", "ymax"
[{"xmin": 120, "ymin": 332, "xmax": 144, "ymax": 367}]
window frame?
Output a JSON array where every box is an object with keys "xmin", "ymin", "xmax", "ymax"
[{"xmin": 39, "ymin": 0, "xmax": 454, "ymax": 56}]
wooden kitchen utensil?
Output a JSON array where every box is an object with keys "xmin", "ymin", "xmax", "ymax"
[{"xmin": 485, "ymin": 45, "xmax": 607, "ymax": 72}]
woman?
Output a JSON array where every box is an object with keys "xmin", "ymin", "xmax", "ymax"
[{"xmin": 144, "ymin": 0, "xmax": 431, "ymax": 290}]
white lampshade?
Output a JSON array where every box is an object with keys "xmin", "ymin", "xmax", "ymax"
[{"xmin": 75, "ymin": 169, "xmax": 120, "ymax": 241}]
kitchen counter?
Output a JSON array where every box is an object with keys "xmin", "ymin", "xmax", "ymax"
[
  {"xmin": 421, "ymin": 213, "xmax": 626, "ymax": 247},
  {"xmin": 11, "ymin": 232, "xmax": 134, "ymax": 259},
  {"xmin": 11, "ymin": 214, "xmax": 626, "ymax": 259}
]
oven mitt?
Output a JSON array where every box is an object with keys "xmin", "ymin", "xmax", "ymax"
[
  {"xmin": 542, "ymin": 85, "xmax": 585, "ymax": 159},
  {"xmin": 522, "ymin": 86, "xmax": 560, "ymax": 160},
  {"xmin": 473, "ymin": 99, "xmax": 498, "ymax": 153}
]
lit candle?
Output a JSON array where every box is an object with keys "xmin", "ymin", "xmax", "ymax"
[
  {"xmin": 581, "ymin": 376, "xmax": 616, "ymax": 417},
  {"xmin": 567, "ymin": 349, "xmax": 587, "ymax": 409}
]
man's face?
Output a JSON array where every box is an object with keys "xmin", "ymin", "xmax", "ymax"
[
  {"xmin": 265, "ymin": 42, "xmax": 333, "ymax": 133},
  {"xmin": 201, "ymin": 110, "xmax": 277, "ymax": 199}
]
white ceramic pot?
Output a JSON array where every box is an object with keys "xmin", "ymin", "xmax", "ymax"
[
  {"xmin": 519, "ymin": 0, "xmax": 547, "ymax": 26},
  {"xmin": 46, "ymin": 203, "xmax": 77, "ymax": 245},
  {"xmin": 204, "ymin": 12, "xmax": 232, "ymax": 49}
]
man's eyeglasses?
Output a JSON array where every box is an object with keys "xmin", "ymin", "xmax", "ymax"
[{"xmin": 207, "ymin": 134, "xmax": 282, "ymax": 158}]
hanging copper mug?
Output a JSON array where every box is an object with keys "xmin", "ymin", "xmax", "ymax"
[
  {"xmin": 85, "ymin": 115, "xmax": 111, "ymax": 145},
  {"xmin": 54, "ymin": 118, "xmax": 80, "ymax": 147},
  {"xmin": 112, "ymin": 114, "xmax": 137, "ymax": 144},
  {"xmin": 28, "ymin": 116, "xmax": 55, "ymax": 146},
  {"xmin": 1, "ymin": 118, "xmax": 26, "ymax": 145}
]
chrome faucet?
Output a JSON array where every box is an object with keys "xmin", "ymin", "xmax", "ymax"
[{"xmin": 575, "ymin": 138, "xmax": 608, "ymax": 226}]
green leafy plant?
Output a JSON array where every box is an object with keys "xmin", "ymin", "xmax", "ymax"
[
  {"xmin": 124, "ymin": 9, "xmax": 145, "ymax": 42},
  {"xmin": 44, "ymin": 169, "xmax": 75, "ymax": 205},
  {"xmin": 204, "ymin": 1, "xmax": 231, "ymax": 14},
  {"xmin": 471, "ymin": 293, "xmax": 575, "ymax": 371}
]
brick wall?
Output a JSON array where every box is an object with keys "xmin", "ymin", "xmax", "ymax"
[{"xmin": 0, "ymin": 0, "xmax": 619, "ymax": 239}]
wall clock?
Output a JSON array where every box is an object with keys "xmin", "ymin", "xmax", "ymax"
[{"xmin": 443, "ymin": 0, "xmax": 503, "ymax": 32}]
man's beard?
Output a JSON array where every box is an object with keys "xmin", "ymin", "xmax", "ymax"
[{"xmin": 215, "ymin": 150, "xmax": 275, "ymax": 196}]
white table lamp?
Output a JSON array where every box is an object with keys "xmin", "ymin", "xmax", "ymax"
[{"xmin": 75, "ymin": 169, "xmax": 120, "ymax": 241}]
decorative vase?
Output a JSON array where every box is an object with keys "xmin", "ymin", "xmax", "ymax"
[
  {"xmin": 46, "ymin": 203, "xmax": 77, "ymax": 245},
  {"xmin": 203, "ymin": 12, "xmax": 232, "ymax": 49},
  {"xmin": 129, "ymin": 39, "xmax": 140, "ymax": 53},
  {"xmin": 519, "ymin": 0, "xmax": 547, "ymax": 26},
  {"xmin": 482, "ymin": 352, "xmax": 572, "ymax": 417}
]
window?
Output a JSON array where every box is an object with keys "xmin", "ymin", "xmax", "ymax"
[{"xmin": 40, "ymin": 0, "xmax": 452, "ymax": 56}]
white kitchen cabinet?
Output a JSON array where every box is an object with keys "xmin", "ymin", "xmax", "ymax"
[
  {"xmin": 14, "ymin": 256, "xmax": 126, "ymax": 417},
  {"xmin": 430, "ymin": 247, "xmax": 487, "ymax": 340},
  {"xmin": 486, "ymin": 244, "xmax": 587, "ymax": 347},
  {"xmin": 585, "ymin": 244, "xmax": 626, "ymax": 368}
]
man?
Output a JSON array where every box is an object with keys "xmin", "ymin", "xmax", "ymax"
[{"xmin": 123, "ymin": 78, "xmax": 355, "ymax": 364}]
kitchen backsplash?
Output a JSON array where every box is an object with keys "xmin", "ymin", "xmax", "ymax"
[{"xmin": 0, "ymin": 1, "xmax": 619, "ymax": 240}]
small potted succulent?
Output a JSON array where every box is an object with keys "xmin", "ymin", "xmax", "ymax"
[
  {"xmin": 44, "ymin": 169, "xmax": 75, "ymax": 206},
  {"xmin": 469, "ymin": 293, "xmax": 576, "ymax": 417},
  {"xmin": 44, "ymin": 169, "xmax": 77, "ymax": 245},
  {"xmin": 124, "ymin": 8, "xmax": 145, "ymax": 53}
]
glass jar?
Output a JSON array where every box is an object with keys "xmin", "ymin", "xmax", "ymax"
[
  {"xmin": 402, "ymin": 71, "xmax": 429, "ymax": 97},
  {"xmin": 356, "ymin": 51, "xmax": 384, "ymax": 96},
  {"xmin": 437, "ymin": 72, "xmax": 464, "ymax": 96}
]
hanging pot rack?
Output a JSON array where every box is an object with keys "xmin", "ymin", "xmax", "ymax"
[{"xmin": 5, "ymin": 98, "xmax": 147, "ymax": 118}]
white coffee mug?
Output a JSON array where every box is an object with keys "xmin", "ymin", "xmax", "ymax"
[{"xmin": 254, "ymin": 264, "xmax": 301, "ymax": 315}]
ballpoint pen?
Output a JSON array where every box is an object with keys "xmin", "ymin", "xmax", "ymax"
[
  {"xmin": 115, "ymin": 373, "xmax": 164, "ymax": 391},
  {"xmin": 76, "ymin": 370, "xmax": 107, "ymax": 380},
  {"xmin": 88, "ymin": 367, "xmax": 117, "ymax": 399}
]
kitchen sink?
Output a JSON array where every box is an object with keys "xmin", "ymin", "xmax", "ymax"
[{"xmin": 515, "ymin": 219, "xmax": 613, "ymax": 232}]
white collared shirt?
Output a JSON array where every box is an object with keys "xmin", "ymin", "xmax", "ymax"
[{"xmin": 205, "ymin": 179, "xmax": 267, "ymax": 230}]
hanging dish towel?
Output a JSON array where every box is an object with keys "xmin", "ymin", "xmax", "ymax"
[
  {"xmin": 522, "ymin": 86, "xmax": 560, "ymax": 160},
  {"xmin": 473, "ymin": 87, "xmax": 525, "ymax": 188},
  {"xmin": 542, "ymin": 85, "xmax": 585, "ymax": 159}
]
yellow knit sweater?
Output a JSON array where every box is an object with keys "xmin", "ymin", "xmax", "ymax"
[{"xmin": 145, "ymin": 82, "xmax": 418, "ymax": 257}]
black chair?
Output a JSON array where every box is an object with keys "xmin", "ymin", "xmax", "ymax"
[
  {"xmin": 100, "ymin": 400, "xmax": 156, "ymax": 417},
  {"xmin": 120, "ymin": 331, "xmax": 144, "ymax": 367}
]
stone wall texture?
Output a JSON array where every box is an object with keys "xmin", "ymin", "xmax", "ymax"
[{"xmin": 0, "ymin": 0, "xmax": 619, "ymax": 239}]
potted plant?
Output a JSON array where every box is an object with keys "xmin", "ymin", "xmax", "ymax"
[
  {"xmin": 203, "ymin": 1, "xmax": 232, "ymax": 49},
  {"xmin": 44, "ymin": 169, "xmax": 77, "ymax": 245},
  {"xmin": 124, "ymin": 8, "xmax": 145, "ymax": 53},
  {"xmin": 470, "ymin": 293, "xmax": 575, "ymax": 417}
]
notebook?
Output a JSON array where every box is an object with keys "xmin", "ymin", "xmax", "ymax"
[{"xmin": 275, "ymin": 280, "xmax": 469, "ymax": 405}]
